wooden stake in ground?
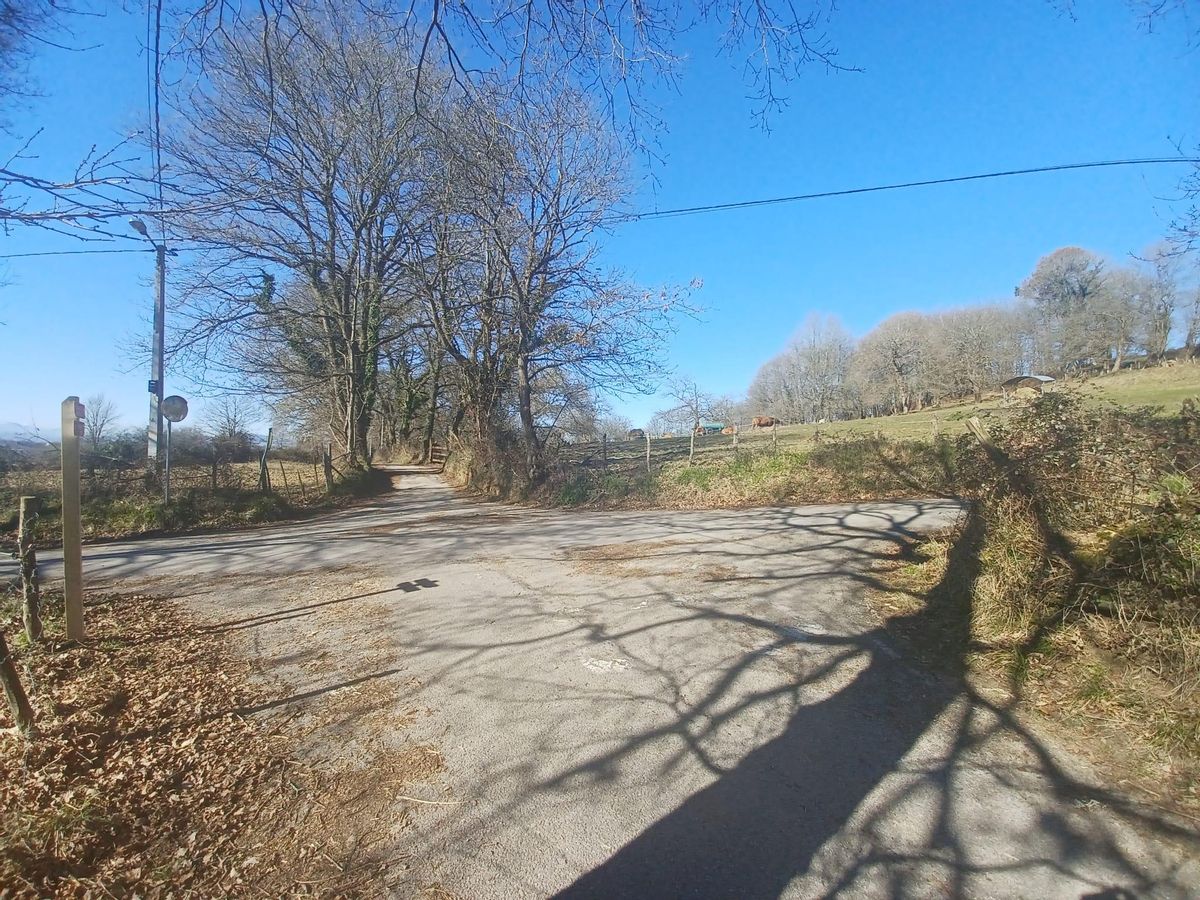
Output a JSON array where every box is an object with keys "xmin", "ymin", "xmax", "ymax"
[
  {"xmin": 18, "ymin": 496, "xmax": 42, "ymax": 643},
  {"xmin": 323, "ymin": 444, "xmax": 334, "ymax": 493},
  {"xmin": 772, "ymin": 421, "xmax": 778, "ymax": 455},
  {"xmin": 0, "ymin": 630, "xmax": 36, "ymax": 738},
  {"xmin": 60, "ymin": 396, "xmax": 85, "ymax": 642},
  {"xmin": 258, "ymin": 427, "xmax": 274, "ymax": 493},
  {"xmin": 645, "ymin": 431, "xmax": 651, "ymax": 474},
  {"xmin": 688, "ymin": 428, "xmax": 696, "ymax": 466},
  {"xmin": 277, "ymin": 458, "xmax": 292, "ymax": 502}
]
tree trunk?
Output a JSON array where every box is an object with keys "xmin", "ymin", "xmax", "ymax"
[
  {"xmin": 423, "ymin": 351, "xmax": 443, "ymax": 464},
  {"xmin": 515, "ymin": 354, "xmax": 541, "ymax": 484}
]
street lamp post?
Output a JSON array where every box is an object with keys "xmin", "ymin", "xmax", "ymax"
[{"xmin": 130, "ymin": 218, "xmax": 166, "ymax": 475}]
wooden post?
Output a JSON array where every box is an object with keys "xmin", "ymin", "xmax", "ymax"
[
  {"xmin": 772, "ymin": 421, "xmax": 778, "ymax": 455},
  {"xmin": 602, "ymin": 433, "xmax": 608, "ymax": 469},
  {"xmin": 323, "ymin": 444, "xmax": 334, "ymax": 493},
  {"xmin": 60, "ymin": 397, "xmax": 85, "ymax": 642},
  {"xmin": 277, "ymin": 458, "xmax": 292, "ymax": 502},
  {"xmin": 645, "ymin": 431, "xmax": 651, "ymax": 474},
  {"xmin": 0, "ymin": 631, "xmax": 36, "ymax": 738},
  {"xmin": 18, "ymin": 497, "xmax": 41, "ymax": 643},
  {"xmin": 931, "ymin": 415, "xmax": 941, "ymax": 440},
  {"xmin": 210, "ymin": 451, "xmax": 218, "ymax": 492},
  {"xmin": 258, "ymin": 427, "xmax": 273, "ymax": 493},
  {"xmin": 733, "ymin": 423, "xmax": 740, "ymax": 455},
  {"xmin": 965, "ymin": 416, "xmax": 994, "ymax": 450},
  {"xmin": 688, "ymin": 428, "xmax": 696, "ymax": 466}
]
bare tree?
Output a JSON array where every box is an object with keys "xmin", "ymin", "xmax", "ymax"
[
  {"xmin": 1136, "ymin": 243, "xmax": 1180, "ymax": 362},
  {"xmin": 926, "ymin": 306, "xmax": 1025, "ymax": 403},
  {"xmin": 1017, "ymin": 247, "xmax": 1109, "ymax": 372},
  {"xmin": 853, "ymin": 312, "xmax": 930, "ymax": 414},
  {"xmin": 663, "ymin": 377, "xmax": 718, "ymax": 432},
  {"xmin": 163, "ymin": 15, "xmax": 432, "ymax": 467},
  {"xmin": 747, "ymin": 314, "xmax": 852, "ymax": 423},
  {"xmin": 206, "ymin": 395, "xmax": 256, "ymax": 462},
  {"xmin": 83, "ymin": 393, "xmax": 117, "ymax": 453},
  {"xmin": 596, "ymin": 414, "xmax": 634, "ymax": 442},
  {"xmin": 171, "ymin": 0, "xmax": 850, "ymax": 135}
]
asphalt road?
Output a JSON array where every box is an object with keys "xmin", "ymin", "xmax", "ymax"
[{"xmin": 18, "ymin": 468, "xmax": 1200, "ymax": 898}]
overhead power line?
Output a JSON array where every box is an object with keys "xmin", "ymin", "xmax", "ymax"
[
  {"xmin": 4, "ymin": 157, "xmax": 1196, "ymax": 260},
  {"xmin": 0, "ymin": 247, "xmax": 159, "ymax": 259},
  {"xmin": 607, "ymin": 157, "xmax": 1200, "ymax": 224}
]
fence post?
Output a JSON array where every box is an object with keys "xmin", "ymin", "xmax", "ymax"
[
  {"xmin": 772, "ymin": 421, "xmax": 778, "ymax": 455},
  {"xmin": 733, "ymin": 423, "xmax": 740, "ymax": 455},
  {"xmin": 60, "ymin": 397, "xmax": 85, "ymax": 642},
  {"xmin": 323, "ymin": 444, "xmax": 334, "ymax": 493},
  {"xmin": 258, "ymin": 427, "xmax": 273, "ymax": 493},
  {"xmin": 0, "ymin": 631, "xmax": 36, "ymax": 738},
  {"xmin": 688, "ymin": 428, "xmax": 696, "ymax": 466},
  {"xmin": 277, "ymin": 458, "xmax": 292, "ymax": 502},
  {"xmin": 645, "ymin": 431, "xmax": 651, "ymax": 475},
  {"xmin": 602, "ymin": 433, "xmax": 608, "ymax": 469},
  {"xmin": 18, "ymin": 497, "xmax": 41, "ymax": 643}
]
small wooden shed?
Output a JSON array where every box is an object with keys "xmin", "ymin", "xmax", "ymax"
[{"xmin": 1000, "ymin": 374, "xmax": 1055, "ymax": 400}]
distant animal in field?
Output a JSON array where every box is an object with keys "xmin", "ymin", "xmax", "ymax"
[
  {"xmin": 720, "ymin": 426, "xmax": 736, "ymax": 435},
  {"xmin": 751, "ymin": 415, "xmax": 779, "ymax": 428},
  {"xmin": 626, "ymin": 428, "xmax": 646, "ymax": 441}
]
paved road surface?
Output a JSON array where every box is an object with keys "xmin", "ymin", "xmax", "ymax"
[{"xmin": 18, "ymin": 469, "xmax": 1199, "ymax": 898}]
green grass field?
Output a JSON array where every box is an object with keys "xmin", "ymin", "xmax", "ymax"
[{"xmin": 580, "ymin": 363, "xmax": 1200, "ymax": 465}]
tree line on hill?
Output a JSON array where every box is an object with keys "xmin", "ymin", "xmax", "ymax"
[{"xmin": 737, "ymin": 244, "xmax": 1200, "ymax": 426}]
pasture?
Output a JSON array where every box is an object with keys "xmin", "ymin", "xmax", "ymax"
[{"xmin": 564, "ymin": 363, "xmax": 1200, "ymax": 474}]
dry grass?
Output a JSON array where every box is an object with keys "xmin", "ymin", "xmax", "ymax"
[
  {"xmin": 868, "ymin": 396, "xmax": 1200, "ymax": 819},
  {"xmin": 0, "ymin": 461, "xmax": 391, "ymax": 545},
  {"xmin": 874, "ymin": 525, "xmax": 1200, "ymax": 818}
]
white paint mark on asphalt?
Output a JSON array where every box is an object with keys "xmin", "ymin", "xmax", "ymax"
[{"xmin": 582, "ymin": 657, "xmax": 630, "ymax": 674}]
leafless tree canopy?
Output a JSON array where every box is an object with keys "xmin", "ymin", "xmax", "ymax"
[
  {"xmin": 156, "ymin": 11, "xmax": 692, "ymax": 479},
  {"xmin": 83, "ymin": 393, "xmax": 117, "ymax": 453}
]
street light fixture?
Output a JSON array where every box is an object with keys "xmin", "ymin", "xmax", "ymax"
[{"xmin": 130, "ymin": 218, "xmax": 166, "ymax": 475}]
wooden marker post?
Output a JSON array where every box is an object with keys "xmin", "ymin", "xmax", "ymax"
[
  {"xmin": 645, "ymin": 431, "xmax": 651, "ymax": 474},
  {"xmin": 61, "ymin": 397, "xmax": 85, "ymax": 641}
]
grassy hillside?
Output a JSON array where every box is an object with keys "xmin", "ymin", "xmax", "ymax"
[{"xmin": 565, "ymin": 364, "xmax": 1200, "ymax": 478}]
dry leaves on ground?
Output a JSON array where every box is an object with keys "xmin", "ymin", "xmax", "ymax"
[{"xmin": 1, "ymin": 590, "xmax": 440, "ymax": 897}]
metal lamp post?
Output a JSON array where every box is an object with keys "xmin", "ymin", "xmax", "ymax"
[{"xmin": 130, "ymin": 218, "xmax": 166, "ymax": 475}]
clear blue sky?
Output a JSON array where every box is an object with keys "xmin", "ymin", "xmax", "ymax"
[{"xmin": 1, "ymin": 1, "xmax": 1197, "ymax": 433}]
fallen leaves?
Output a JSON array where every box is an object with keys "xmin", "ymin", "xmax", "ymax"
[{"xmin": 0, "ymin": 589, "xmax": 442, "ymax": 897}]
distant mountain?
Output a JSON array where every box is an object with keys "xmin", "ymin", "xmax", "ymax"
[{"xmin": 0, "ymin": 422, "xmax": 36, "ymax": 442}]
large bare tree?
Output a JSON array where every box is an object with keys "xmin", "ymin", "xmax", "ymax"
[{"xmin": 162, "ymin": 13, "xmax": 433, "ymax": 466}]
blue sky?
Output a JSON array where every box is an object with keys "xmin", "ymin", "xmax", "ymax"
[{"xmin": 1, "ymin": 1, "xmax": 1197, "ymax": 433}]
